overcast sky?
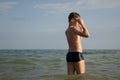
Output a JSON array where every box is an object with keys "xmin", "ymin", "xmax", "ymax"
[{"xmin": 0, "ymin": 0, "xmax": 120, "ymax": 49}]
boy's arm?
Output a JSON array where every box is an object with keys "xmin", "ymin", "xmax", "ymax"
[
  {"xmin": 80, "ymin": 19, "xmax": 90, "ymax": 37},
  {"xmin": 73, "ymin": 19, "xmax": 90, "ymax": 38}
]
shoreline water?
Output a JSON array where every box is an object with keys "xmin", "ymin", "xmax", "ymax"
[{"xmin": 0, "ymin": 49, "xmax": 120, "ymax": 80}]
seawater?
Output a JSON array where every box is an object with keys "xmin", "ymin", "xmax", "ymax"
[{"xmin": 0, "ymin": 49, "xmax": 120, "ymax": 80}]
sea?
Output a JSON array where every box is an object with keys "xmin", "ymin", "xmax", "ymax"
[{"xmin": 0, "ymin": 49, "xmax": 120, "ymax": 80}]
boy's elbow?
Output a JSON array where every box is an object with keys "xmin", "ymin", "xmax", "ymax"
[
  {"xmin": 85, "ymin": 34, "xmax": 90, "ymax": 38},
  {"xmin": 87, "ymin": 34, "xmax": 90, "ymax": 37}
]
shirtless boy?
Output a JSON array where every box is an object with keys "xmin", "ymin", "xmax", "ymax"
[{"xmin": 65, "ymin": 12, "xmax": 90, "ymax": 75}]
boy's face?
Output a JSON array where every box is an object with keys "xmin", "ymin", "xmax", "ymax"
[
  {"xmin": 70, "ymin": 19, "xmax": 80, "ymax": 26},
  {"xmin": 70, "ymin": 19, "xmax": 76, "ymax": 25}
]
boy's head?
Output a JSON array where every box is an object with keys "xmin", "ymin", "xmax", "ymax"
[{"xmin": 68, "ymin": 12, "xmax": 80, "ymax": 23}]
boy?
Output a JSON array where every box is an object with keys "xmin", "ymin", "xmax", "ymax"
[{"xmin": 65, "ymin": 12, "xmax": 90, "ymax": 75}]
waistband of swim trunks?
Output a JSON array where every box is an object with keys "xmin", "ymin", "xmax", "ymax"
[{"xmin": 68, "ymin": 52, "xmax": 82, "ymax": 54}]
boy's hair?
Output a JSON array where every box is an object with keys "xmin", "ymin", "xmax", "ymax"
[{"xmin": 68, "ymin": 12, "xmax": 80, "ymax": 22}]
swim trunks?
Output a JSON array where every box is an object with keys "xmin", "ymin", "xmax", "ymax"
[{"xmin": 66, "ymin": 52, "xmax": 84, "ymax": 62}]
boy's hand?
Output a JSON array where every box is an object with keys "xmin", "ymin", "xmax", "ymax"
[{"xmin": 78, "ymin": 18, "xmax": 84, "ymax": 25}]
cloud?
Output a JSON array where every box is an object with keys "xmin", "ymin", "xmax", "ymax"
[
  {"xmin": 0, "ymin": 2, "xmax": 17, "ymax": 12},
  {"xmin": 34, "ymin": 0, "xmax": 120, "ymax": 14},
  {"xmin": 82, "ymin": 0, "xmax": 120, "ymax": 9}
]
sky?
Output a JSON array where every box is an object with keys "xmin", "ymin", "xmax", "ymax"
[{"xmin": 0, "ymin": 0, "xmax": 120, "ymax": 49}]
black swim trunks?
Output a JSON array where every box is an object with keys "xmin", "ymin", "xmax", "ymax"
[{"xmin": 66, "ymin": 52, "xmax": 84, "ymax": 62}]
